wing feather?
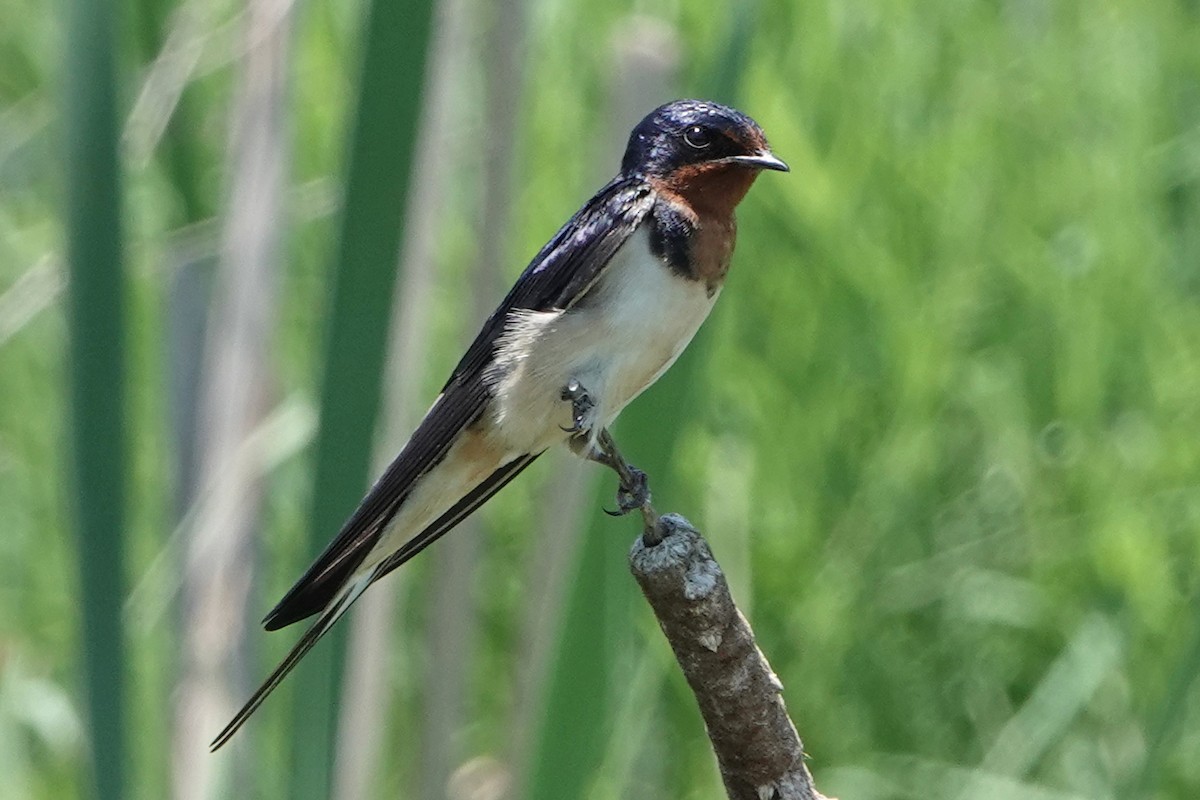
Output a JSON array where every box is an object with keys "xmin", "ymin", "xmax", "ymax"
[
  {"xmin": 373, "ymin": 451, "xmax": 542, "ymax": 580},
  {"xmin": 262, "ymin": 379, "xmax": 490, "ymax": 630}
]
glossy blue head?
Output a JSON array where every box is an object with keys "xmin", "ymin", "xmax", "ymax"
[{"xmin": 621, "ymin": 99, "xmax": 788, "ymax": 178}]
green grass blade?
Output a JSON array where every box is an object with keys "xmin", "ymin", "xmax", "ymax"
[
  {"xmin": 63, "ymin": 0, "xmax": 127, "ymax": 796},
  {"xmin": 287, "ymin": 1, "xmax": 434, "ymax": 797},
  {"xmin": 525, "ymin": 522, "xmax": 614, "ymax": 800}
]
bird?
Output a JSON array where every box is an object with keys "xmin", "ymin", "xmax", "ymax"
[{"xmin": 211, "ymin": 99, "xmax": 787, "ymax": 749}]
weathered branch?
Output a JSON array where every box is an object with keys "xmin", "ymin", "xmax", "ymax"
[{"xmin": 628, "ymin": 513, "xmax": 830, "ymax": 800}]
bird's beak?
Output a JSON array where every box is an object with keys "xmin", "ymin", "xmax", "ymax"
[{"xmin": 724, "ymin": 150, "xmax": 790, "ymax": 172}]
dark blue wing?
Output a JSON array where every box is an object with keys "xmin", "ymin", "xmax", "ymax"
[{"xmin": 442, "ymin": 175, "xmax": 656, "ymax": 388}]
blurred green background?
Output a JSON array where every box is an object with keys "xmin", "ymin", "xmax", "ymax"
[{"xmin": 4, "ymin": 0, "xmax": 1200, "ymax": 797}]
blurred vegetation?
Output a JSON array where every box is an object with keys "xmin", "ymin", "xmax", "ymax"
[{"xmin": 3, "ymin": 0, "xmax": 1199, "ymax": 798}]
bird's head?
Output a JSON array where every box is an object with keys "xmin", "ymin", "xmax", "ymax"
[
  {"xmin": 622, "ymin": 99, "xmax": 788, "ymax": 179},
  {"xmin": 621, "ymin": 99, "xmax": 788, "ymax": 213}
]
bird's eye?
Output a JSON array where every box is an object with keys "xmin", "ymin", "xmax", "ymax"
[{"xmin": 683, "ymin": 125, "xmax": 713, "ymax": 149}]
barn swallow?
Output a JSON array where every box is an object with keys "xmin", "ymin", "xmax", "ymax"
[{"xmin": 211, "ymin": 99, "xmax": 787, "ymax": 749}]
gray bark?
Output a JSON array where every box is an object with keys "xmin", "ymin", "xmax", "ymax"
[{"xmin": 629, "ymin": 514, "xmax": 830, "ymax": 800}]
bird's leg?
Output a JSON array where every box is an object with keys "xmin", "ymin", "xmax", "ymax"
[
  {"xmin": 588, "ymin": 429, "xmax": 651, "ymax": 517},
  {"xmin": 560, "ymin": 381, "xmax": 658, "ymax": 534}
]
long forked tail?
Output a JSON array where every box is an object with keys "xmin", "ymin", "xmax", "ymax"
[
  {"xmin": 209, "ymin": 570, "xmax": 374, "ymax": 751},
  {"xmin": 210, "ymin": 451, "xmax": 544, "ymax": 750}
]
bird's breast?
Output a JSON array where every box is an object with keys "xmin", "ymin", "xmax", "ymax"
[{"xmin": 488, "ymin": 225, "xmax": 718, "ymax": 451}]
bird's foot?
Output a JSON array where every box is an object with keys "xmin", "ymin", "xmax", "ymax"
[
  {"xmin": 559, "ymin": 379, "xmax": 595, "ymax": 436},
  {"xmin": 588, "ymin": 429, "xmax": 656, "ymax": 529},
  {"xmin": 604, "ymin": 465, "xmax": 649, "ymax": 517},
  {"xmin": 558, "ymin": 385, "xmax": 658, "ymax": 535}
]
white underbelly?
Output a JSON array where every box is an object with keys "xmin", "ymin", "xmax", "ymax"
[{"xmin": 488, "ymin": 226, "xmax": 718, "ymax": 452}]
